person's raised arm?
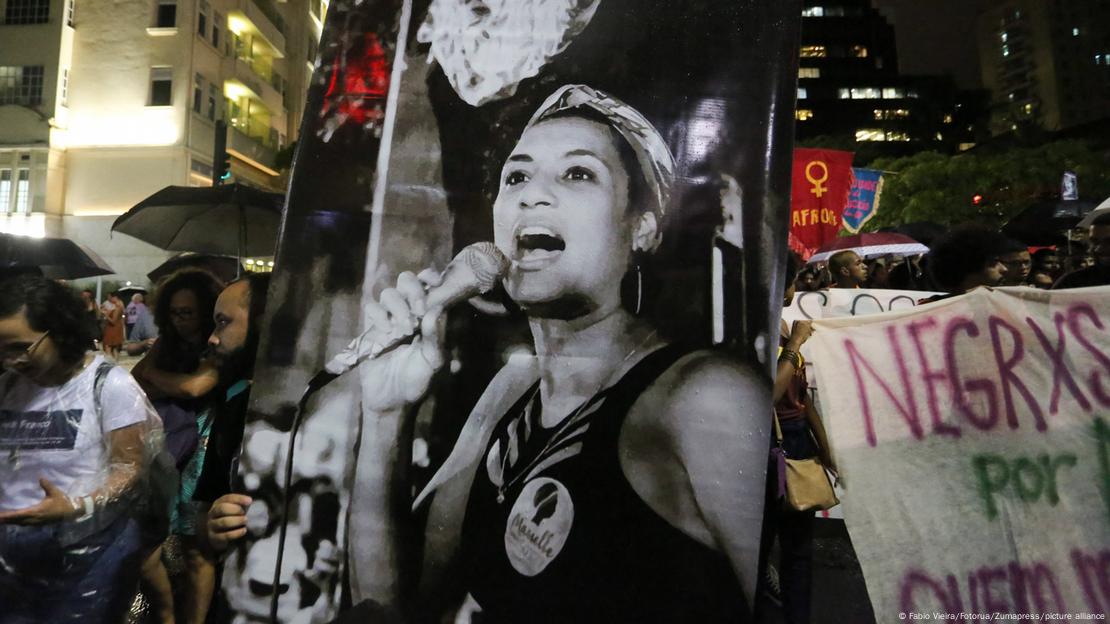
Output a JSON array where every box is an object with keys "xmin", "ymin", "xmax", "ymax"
[
  {"xmin": 138, "ymin": 360, "xmax": 219, "ymax": 400},
  {"xmin": 339, "ymin": 269, "xmax": 450, "ymax": 619},
  {"xmin": 773, "ymin": 319, "xmax": 812, "ymax": 402}
]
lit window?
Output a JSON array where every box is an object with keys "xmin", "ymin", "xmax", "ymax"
[
  {"xmin": 802, "ymin": 7, "xmax": 824, "ymax": 17},
  {"xmin": 149, "ymin": 66, "xmax": 173, "ymax": 106},
  {"xmin": 838, "ymin": 88, "xmax": 850, "ymax": 99},
  {"xmin": 797, "ymin": 87, "xmax": 808, "ymax": 99},
  {"xmin": 873, "ymin": 109, "xmax": 910, "ymax": 120},
  {"xmin": 14, "ymin": 169, "xmax": 30, "ymax": 213},
  {"xmin": 882, "ymin": 87, "xmax": 904, "ymax": 99},
  {"xmin": 1072, "ymin": 27, "xmax": 1080, "ymax": 37},
  {"xmin": 1023, "ymin": 103, "xmax": 1033, "ymax": 114},
  {"xmin": 850, "ymin": 45, "xmax": 869, "ymax": 58},
  {"xmin": 943, "ymin": 114, "xmax": 953, "ymax": 124},
  {"xmin": 851, "ymin": 87, "xmax": 882, "ymax": 99},
  {"xmin": 887, "ymin": 131, "xmax": 911, "ymax": 142},
  {"xmin": 795, "ymin": 109, "xmax": 814, "ymax": 121},
  {"xmin": 855, "ymin": 129, "xmax": 886, "ymax": 142},
  {"xmin": 154, "ymin": 0, "xmax": 176, "ymax": 28},
  {"xmin": 800, "ymin": 45, "xmax": 828, "ymax": 58},
  {"xmin": 935, "ymin": 132, "xmax": 943, "ymax": 141},
  {"xmin": 1000, "ymin": 32, "xmax": 1008, "ymax": 43},
  {"xmin": 0, "ymin": 170, "xmax": 10, "ymax": 212},
  {"xmin": 0, "ymin": 66, "xmax": 45, "ymax": 106},
  {"xmin": 1002, "ymin": 44, "xmax": 1010, "ymax": 57},
  {"xmin": 4, "ymin": 0, "xmax": 49, "ymax": 25},
  {"xmin": 799, "ymin": 67, "xmax": 820, "ymax": 79}
]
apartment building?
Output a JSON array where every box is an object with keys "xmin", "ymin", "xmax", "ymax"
[
  {"xmin": 976, "ymin": 0, "xmax": 1110, "ymax": 135},
  {"xmin": 795, "ymin": 0, "xmax": 985, "ymax": 157},
  {"xmin": 0, "ymin": 0, "xmax": 326, "ymax": 282}
]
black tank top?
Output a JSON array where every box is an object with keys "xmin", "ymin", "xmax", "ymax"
[{"xmin": 459, "ymin": 344, "xmax": 748, "ymax": 623}]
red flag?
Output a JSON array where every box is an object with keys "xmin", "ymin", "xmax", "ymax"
[{"xmin": 789, "ymin": 148, "xmax": 854, "ymax": 260}]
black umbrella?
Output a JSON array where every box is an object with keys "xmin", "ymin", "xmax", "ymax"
[
  {"xmin": 111, "ymin": 183, "xmax": 283, "ymax": 258},
  {"xmin": 1002, "ymin": 199, "xmax": 1097, "ymax": 246},
  {"xmin": 148, "ymin": 252, "xmax": 244, "ymax": 284},
  {"xmin": 0, "ymin": 232, "xmax": 115, "ymax": 280}
]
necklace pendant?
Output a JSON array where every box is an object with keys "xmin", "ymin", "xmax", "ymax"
[{"xmin": 496, "ymin": 489, "xmax": 506, "ymax": 504}]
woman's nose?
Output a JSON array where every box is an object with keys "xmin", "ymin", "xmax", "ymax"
[{"xmin": 519, "ymin": 176, "xmax": 555, "ymax": 209}]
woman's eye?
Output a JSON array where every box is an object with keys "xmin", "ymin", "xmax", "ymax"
[
  {"xmin": 564, "ymin": 166, "xmax": 595, "ymax": 182},
  {"xmin": 504, "ymin": 171, "xmax": 528, "ymax": 186}
]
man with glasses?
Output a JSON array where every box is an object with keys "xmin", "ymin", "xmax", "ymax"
[{"xmin": 0, "ymin": 275, "xmax": 163, "ymax": 623}]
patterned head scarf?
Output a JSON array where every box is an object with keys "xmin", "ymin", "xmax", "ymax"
[{"xmin": 523, "ymin": 85, "xmax": 677, "ymax": 221}]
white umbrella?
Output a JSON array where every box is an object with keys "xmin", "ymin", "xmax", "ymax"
[{"xmin": 1077, "ymin": 196, "xmax": 1110, "ymax": 228}]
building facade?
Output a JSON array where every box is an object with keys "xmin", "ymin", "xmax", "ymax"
[
  {"xmin": 976, "ymin": 0, "xmax": 1110, "ymax": 136},
  {"xmin": 795, "ymin": 0, "xmax": 984, "ymax": 158},
  {"xmin": 0, "ymin": 0, "xmax": 326, "ymax": 282}
]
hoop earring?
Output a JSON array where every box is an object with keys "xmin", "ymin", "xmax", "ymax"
[{"xmin": 634, "ymin": 263, "xmax": 642, "ymax": 316}]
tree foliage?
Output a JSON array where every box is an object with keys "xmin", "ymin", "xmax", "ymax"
[{"xmin": 861, "ymin": 140, "xmax": 1110, "ymax": 231}]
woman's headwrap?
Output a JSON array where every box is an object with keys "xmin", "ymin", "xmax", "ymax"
[{"xmin": 524, "ymin": 85, "xmax": 677, "ymax": 220}]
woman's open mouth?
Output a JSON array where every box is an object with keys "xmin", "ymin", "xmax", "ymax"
[{"xmin": 514, "ymin": 226, "xmax": 565, "ymax": 269}]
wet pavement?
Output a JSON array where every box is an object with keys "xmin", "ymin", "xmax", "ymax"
[{"xmin": 758, "ymin": 519, "xmax": 877, "ymax": 624}]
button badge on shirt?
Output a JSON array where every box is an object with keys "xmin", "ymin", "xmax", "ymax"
[{"xmin": 504, "ymin": 477, "xmax": 574, "ymax": 577}]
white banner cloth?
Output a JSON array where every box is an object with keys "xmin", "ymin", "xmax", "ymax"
[{"xmin": 808, "ymin": 286, "xmax": 1110, "ymax": 620}]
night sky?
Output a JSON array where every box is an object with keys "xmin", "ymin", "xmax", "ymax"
[{"xmin": 873, "ymin": 0, "xmax": 984, "ymax": 89}]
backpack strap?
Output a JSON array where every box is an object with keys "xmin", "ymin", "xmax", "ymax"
[{"xmin": 93, "ymin": 360, "xmax": 115, "ymax": 423}]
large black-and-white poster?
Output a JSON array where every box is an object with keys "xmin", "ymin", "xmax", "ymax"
[{"xmin": 227, "ymin": 1, "xmax": 801, "ymax": 621}]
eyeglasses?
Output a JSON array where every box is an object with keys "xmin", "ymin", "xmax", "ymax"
[{"xmin": 1, "ymin": 331, "xmax": 50, "ymax": 367}]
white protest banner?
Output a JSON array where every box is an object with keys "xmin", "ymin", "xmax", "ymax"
[
  {"xmin": 783, "ymin": 288, "xmax": 944, "ymax": 323},
  {"xmin": 808, "ymin": 286, "xmax": 1110, "ymax": 621}
]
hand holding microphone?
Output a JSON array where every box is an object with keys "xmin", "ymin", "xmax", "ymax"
[{"xmin": 336, "ymin": 242, "xmax": 509, "ymax": 412}]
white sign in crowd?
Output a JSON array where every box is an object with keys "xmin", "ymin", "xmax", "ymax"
[{"xmin": 808, "ymin": 286, "xmax": 1110, "ymax": 620}]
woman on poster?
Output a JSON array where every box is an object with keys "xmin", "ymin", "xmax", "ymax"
[{"xmin": 211, "ymin": 85, "xmax": 769, "ymax": 622}]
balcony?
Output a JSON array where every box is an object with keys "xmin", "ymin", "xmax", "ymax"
[
  {"xmin": 228, "ymin": 0, "xmax": 285, "ymax": 57},
  {"xmin": 228, "ymin": 125, "xmax": 278, "ymax": 171},
  {"xmin": 225, "ymin": 56, "xmax": 284, "ymax": 113}
]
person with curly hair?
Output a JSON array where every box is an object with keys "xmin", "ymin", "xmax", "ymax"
[
  {"xmin": 0, "ymin": 275, "xmax": 162, "ymax": 622},
  {"xmin": 132, "ymin": 269, "xmax": 225, "ymax": 624},
  {"xmin": 920, "ymin": 224, "xmax": 1010, "ymax": 303},
  {"xmin": 210, "ymin": 86, "xmax": 767, "ymax": 622}
]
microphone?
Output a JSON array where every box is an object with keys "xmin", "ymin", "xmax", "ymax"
[{"xmin": 322, "ymin": 241, "xmax": 510, "ymax": 376}]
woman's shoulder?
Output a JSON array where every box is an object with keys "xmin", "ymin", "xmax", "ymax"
[
  {"xmin": 661, "ymin": 348, "xmax": 764, "ymax": 393},
  {"xmin": 642, "ymin": 347, "xmax": 767, "ymax": 431}
]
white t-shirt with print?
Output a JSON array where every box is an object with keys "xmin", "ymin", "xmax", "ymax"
[{"xmin": 0, "ymin": 354, "xmax": 155, "ymax": 511}]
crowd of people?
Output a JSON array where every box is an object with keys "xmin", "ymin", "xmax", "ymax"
[
  {"xmin": 756, "ymin": 213, "xmax": 1110, "ymax": 624},
  {"xmin": 794, "ymin": 214, "xmax": 1110, "ymax": 297},
  {"xmin": 0, "ymin": 269, "xmax": 270, "ymax": 624}
]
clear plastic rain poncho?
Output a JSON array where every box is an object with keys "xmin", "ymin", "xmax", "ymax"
[{"xmin": 0, "ymin": 353, "xmax": 177, "ymax": 621}]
